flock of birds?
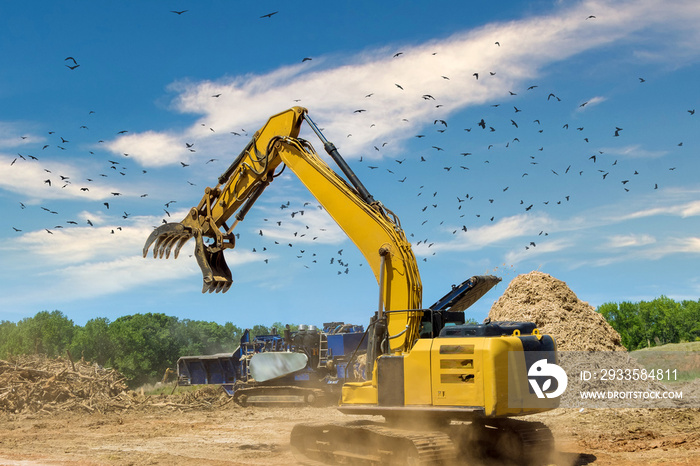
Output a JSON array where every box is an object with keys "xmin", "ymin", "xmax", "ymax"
[{"xmin": 5, "ymin": 8, "xmax": 695, "ymax": 281}]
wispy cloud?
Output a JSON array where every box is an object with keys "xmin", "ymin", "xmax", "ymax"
[
  {"xmin": 0, "ymin": 121, "xmax": 44, "ymax": 148},
  {"xmin": 605, "ymin": 233, "xmax": 656, "ymax": 248},
  {"xmin": 414, "ymin": 212, "xmax": 556, "ymax": 256},
  {"xmin": 0, "ymin": 154, "xmax": 134, "ymax": 202},
  {"xmin": 599, "ymin": 144, "xmax": 669, "ymax": 159},
  {"xmin": 620, "ymin": 200, "xmax": 700, "ymax": 220},
  {"xmin": 104, "ymin": 0, "xmax": 700, "ymax": 167},
  {"xmin": 576, "ymin": 95, "xmax": 607, "ymax": 111}
]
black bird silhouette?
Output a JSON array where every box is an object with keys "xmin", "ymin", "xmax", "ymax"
[
  {"xmin": 170, "ymin": 10, "xmax": 188, "ymax": 14},
  {"xmin": 260, "ymin": 11, "xmax": 278, "ymax": 18}
]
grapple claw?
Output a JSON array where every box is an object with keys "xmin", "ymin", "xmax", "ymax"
[
  {"xmin": 143, "ymin": 223, "xmax": 192, "ymax": 258},
  {"xmin": 143, "ymin": 222, "xmax": 233, "ymax": 294}
]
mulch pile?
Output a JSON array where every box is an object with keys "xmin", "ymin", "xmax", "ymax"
[
  {"xmin": 488, "ymin": 270, "xmax": 626, "ymax": 351},
  {"xmin": 487, "ymin": 271, "xmax": 690, "ymax": 407},
  {"xmin": 0, "ymin": 354, "xmax": 233, "ymax": 415}
]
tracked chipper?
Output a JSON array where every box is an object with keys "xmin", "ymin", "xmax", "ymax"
[{"xmin": 144, "ymin": 107, "xmax": 561, "ymax": 464}]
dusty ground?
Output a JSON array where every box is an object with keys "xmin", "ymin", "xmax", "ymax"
[{"xmin": 0, "ymin": 401, "xmax": 698, "ymax": 465}]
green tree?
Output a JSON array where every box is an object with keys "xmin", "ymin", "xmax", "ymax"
[
  {"xmin": 270, "ymin": 322, "xmax": 299, "ymax": 334},
  {"xmin": 108, "ymin": 313, "xmax": 180, "ymax": 387},
  {"xmin": 174, "ymin": 319, "xmax": 242, "ymax": 356},
  {"xmin": 13, "ymin": 310, "xmax": 75, "ymax": 356},
  {"xmin": 680, "ymin": 300, "xmax": 700, "ymax": 341},
  {"xmin": 70, "ymin": 317, "xmax": 114, "ymax": 366},
  {"xmin": 251, "ymin": 324, "xmax": 271, "ymax": 337},
  {"xmin": 0, "ymin": 320, "xmax": 19, "ymax": 358}
]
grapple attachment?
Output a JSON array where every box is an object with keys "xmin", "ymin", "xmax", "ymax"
[{"xmin": 143, "ymin": 222, "xmax": 233, "ymax": 294}]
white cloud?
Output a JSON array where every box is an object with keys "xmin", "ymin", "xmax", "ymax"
[
  {"xmin": 414, "ymin": 212, "xmax": 555, "ymax": 256},
  {"xmin": 101, "ymin": 0, "xmax": 700, "ymax": 168},
  {"xmin": 600, "ymin": 144, "xmax": 669, "ymax": 159},
  {"xmin": 504, "ymin": 238, "xmax": 573, "ymax": 264},
  {"xmin": 577, "ymin": 95, "xmax": 607, "ymax": 111},
  {"xmin": 0, "ymin": 154, "xmax": 134, "ymax": 202},
  {"xmin": 105, "ymin": 131, "xmax": 187, "ymax": 167},
  {"xmin": 605, "ymin": 234, "xmax": 656, "ymax": 248},
  {"xmin": 0, "ymin": 121, "xmax": 44, "ymax": 148},
  {"xmin": 620, "ymin": 200, "xmax": 700, "ymax": 220}
]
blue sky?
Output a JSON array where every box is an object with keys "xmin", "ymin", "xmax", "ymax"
[{"xmin": 1, "ymin": 0, "xmax": 699, "ymax": 331}]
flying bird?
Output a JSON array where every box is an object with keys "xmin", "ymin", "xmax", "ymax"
[
  {"xmin": 260, "ymin": 11, "xmax": 278, "ymax": 18},
  {"xmin": 170, "ymin": 10, "xmax": 188, "ymax": 14}
]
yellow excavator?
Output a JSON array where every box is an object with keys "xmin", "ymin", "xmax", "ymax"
[{"xmin": 144, "ymin": 107, "xmax": 561, "ymax": 464}]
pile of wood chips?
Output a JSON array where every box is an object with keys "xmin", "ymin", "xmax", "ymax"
[
  {"xmin": 0, "ymin": 354, "xmax": 131, "ymax": 414},
  {"xmin": 488, "ymin": 271, "xmax": 626, "ymax": 351}
]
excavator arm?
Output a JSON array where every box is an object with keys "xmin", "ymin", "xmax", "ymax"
[{"xmin": 143, "ymin": 107, "xmax": 422, "ymax": 353}]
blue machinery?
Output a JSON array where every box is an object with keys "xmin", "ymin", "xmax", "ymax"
[
  {"xmin": 176, "ymin": 322, "xmax": 367, "ymax": 405},
  {"xmin": 176, "ymin": 275, "xmax": 501, "ymax": 405}
]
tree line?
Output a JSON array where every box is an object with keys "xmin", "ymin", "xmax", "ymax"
[
  {"xmin": 2, "ymin": 297, "xmax": 698, "ymax": 386},
  {"xmin": 0, "ymin": 311, "xmax": 298, "ymax": 387},
  {"xmin": 598, "ymin": 296, "xmax": 700, "ymax": 350}
]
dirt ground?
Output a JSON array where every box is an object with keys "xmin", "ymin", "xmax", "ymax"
[{"xmin": 0, "ymin": 401, "xmax": 698, "ymax": 465}]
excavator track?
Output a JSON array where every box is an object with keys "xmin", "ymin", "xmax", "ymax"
[
  {"xmin": 291, "ymin": 420, "xmax": 456, "ymax": 465},
  {"xmin": 459, "ymin": 418, "xmax": 555, "ymax": 465},
  {"xmin": 290, "ymin": 418, "xmax": 555, "ymax": 465},
  {"xmin": 233, "ymin": 386, "xmax": 327, "ymax": 407}
]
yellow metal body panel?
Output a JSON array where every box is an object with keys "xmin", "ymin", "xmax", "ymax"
[
  {"xmin": 341, "ymin": 380, "xmax": 378, "ymax": 405},
  {"xmin": 343, "ymin": 335, "xmax": 556, "ymax": 418},
  {"xmin": 402, "ymin": 339, "xmax": 433, "ymax": 405}
]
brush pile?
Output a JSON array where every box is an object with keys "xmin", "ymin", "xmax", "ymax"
[
  {"xmin": 0, "ymin": 354, "xmax": 130, "ymax": 414},
  {"xmin": 0, "ymin": 354, "xmax": 237, "ymax": 415}
]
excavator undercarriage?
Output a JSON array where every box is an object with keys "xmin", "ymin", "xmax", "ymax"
[{"xmin": 290, "ymin": 417, "xmax": 554, "ymax": 465}]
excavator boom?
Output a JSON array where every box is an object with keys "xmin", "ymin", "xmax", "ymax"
[{"xmin": 143, "ymin": 107, "xmax": 422, "ymax": 352}]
